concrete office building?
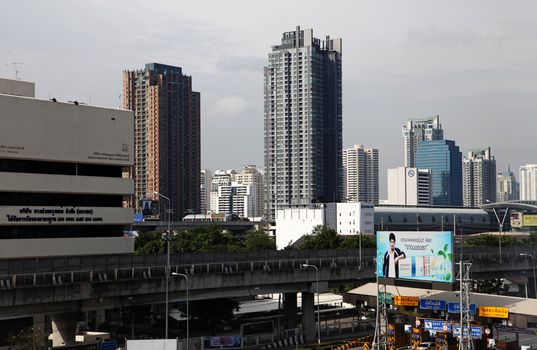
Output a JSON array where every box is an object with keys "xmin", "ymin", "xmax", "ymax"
[
  {"xmin": 497, "ymin": 166, "xmax": 519, "ymax": 202},
  {"xmin": 123, "ymin": 63, "xmax": 200, "ymax": 220},
  {"xmin": 275, "ymin": 202, "xmax": 374, "ymax": 249},
  {"xmin": 386, "ymin": 167, "xmax": 432, "ymax": 206},
  {"xmin": 0, "ymin": 78, "xmax": 134, "ymax": 258},
  {"xmin": 342, "ymin": 145, "xmax": 379, "ymax": 204},
  {"xmin": 416, "ymin": 140, "xmax": 463, "ymax": 206},
  {"xmin": 264, "ymin": 26, "xmax": 343, "ymax": 220},
  {"xmin": 214, "ymin": 182, "xmax": 257, "ymax": 218},
  {"xmin": 520, "ymin": 164, "xmax": 537, "ymax": 201},
  {"xmin": 200, "ymin": 169, "xmax": 212, "ymax": 213},
  {"xmin": 235, "ymin": 165, "xmax": 264, "ymax": 218},
  {"xmin": 402, "ymin": 115, "xmax": 443, "ymax": 168},
  {"xmin": 463, "ymin": 147, "xmax": 497, "ymax": 207}
]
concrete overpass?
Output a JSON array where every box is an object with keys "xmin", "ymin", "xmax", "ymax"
[{"xmin": 0, "ymin": 247, "xmax": 535, "ymax": 345}]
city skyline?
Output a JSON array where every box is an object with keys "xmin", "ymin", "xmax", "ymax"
[{"xmin": 1, "ymin": 1, "xmax": 537, "ymax": 198}]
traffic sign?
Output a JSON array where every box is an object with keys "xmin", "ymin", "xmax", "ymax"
[
  {"xmin": 420, "ymin": 299, "xmax": 446, "ymax": 310},
  {"xmin": 453, "ymin": 325, "xmax": 482, "ymax": 339},
  {"xmin": 100, "ymin": 341, "xmax": 117, "ymax": 350},
  {"xmin": 394, "ymin": 296, "xmax": 419, "ymax": 307},
  {"xmin": 424, "ymin": 320, "xmax": 451, "ymax": 332},
  {"xmin": 447, "ymin": 302, "xmax": 476, "ymax": 314},
  {"xmin": 379, "ymin": 292, "xmax": 393, "ymax": 304},
  {"xmin": 415, "ymin": 319, "xmax": 421, "ymax": 327},
  {"xmin": 478, "ymin": 306, "xmax": 509, "ymax": 318}
]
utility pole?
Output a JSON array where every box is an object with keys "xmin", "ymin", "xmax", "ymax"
[
  {"xmin": 373, "ymin": 274, "xmax": 388, "ymax": 350},
  {"xmin": 456, "ymin": 261, "xmax": 473, "ymax": 350}
]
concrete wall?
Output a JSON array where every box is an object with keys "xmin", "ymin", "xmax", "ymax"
[
  {"xmin": 0, "ymin": 94, "xmax": 133, "ymax": 165},
  {"xmin": 276, "ymin": 207, "xmax": 325, "ymax": 249},
  {"xmin": 0, "ymin": 237, "xmax": 134, "ymax": 259},
  {"xmin": 0, "ymin": 78, "xmax": 34, "ymax": 97}
]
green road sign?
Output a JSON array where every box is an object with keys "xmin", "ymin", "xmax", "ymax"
[{"xmin": 379, "ymin": 292, "xmax": 393, "ymax": 304}]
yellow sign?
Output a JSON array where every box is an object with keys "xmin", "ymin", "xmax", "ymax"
[
  {"xmin": 478, "ymin": 306, "xmax": 509, "ymax": 318},
  {"xmin": 523, "ymin": 215, "xmax": 537, "ymax": 227},
  {"xmin": 394, "ymin": 296, "xmax": 419, "ymax": 306}
]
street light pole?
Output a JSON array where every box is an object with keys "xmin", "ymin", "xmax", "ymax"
[
  {"xmin": 520, "ymin": 253, "xmax": 537, "ymax": 298},
  {"xmin": 302, "ymin": 264, "xmax": 320, "ymax": 345},
  {"xmin": 154, "ymin": 191, "xmax": 171, "ymax": 339},
  {"xmin": 172, "ymin": 272, "xmax": 189, "ymax": 350},
  {"xmin": 486, "ymin": 201, "xmax": 508, "ymax": 265}
]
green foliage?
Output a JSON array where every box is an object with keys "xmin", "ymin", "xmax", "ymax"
[
  {"xmin": 464, "ymin": 234, "xmax": 519, "ymax": 247},
  {"xmin": 135, "ymin": 226, "xmax": 275, "ymax": 255},
  {"xmin": 473, "ymin": 279, "xmax": 509, "ymax": 294},
  {"xmin": 8, "ymin": 327, "xmax": 48, "ymax": 350},
  {"xmin": 339, "ymin": 234, "xmax": 375, "ymax": 249},
  {"xmin": 302, "ymin": 225, "xmax": 342, "ymax": 249}
]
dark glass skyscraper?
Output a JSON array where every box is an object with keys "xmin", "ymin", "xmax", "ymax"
[{"xmin": 416, "ymin": 140, "xmax": 462, "ymax": 206}]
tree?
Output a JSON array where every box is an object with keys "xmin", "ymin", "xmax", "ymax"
[
  {"xmin": 340, "ymin": 234, "xmax": 375, "ymax": 249},
  {"xmin": 244, "ymin": 230, "xmax": 276, "ymax": 251},
  {"xmin": 464, "ymin": 234, "xmax": 518, "ymax": 247},
  {"xmin": 302, "ymin": 225, "xmax": 342, "ymax": 249},
  {"xmin": 8, "ymin": 327, "xmax": 48, "ymax": 350}
]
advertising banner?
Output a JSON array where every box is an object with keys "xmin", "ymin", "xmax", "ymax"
[
  {"xmin": 478, "ymin": 306, "xmax": 509, "ymax": 318},
  {"xmin": 209, "ymin": 336, "xmax": 241, "ymax": 348},
  {"xmin": 424, "ymin": 320, "xmax": 451, "ymax": 332},
  {"xmin": 420, "ymin": 299, "xmax": 446, "ymax": 310},
  {"xmin": 377, "ymin": 231, "xmax": 453, "ymax": 283},
  {"xmin": 523, "ymin": 215, "xmax": 537, "ymax": 227},
  {"xmin": 447, "ymin": 303, "xmax": 476, "ymax": 314}
]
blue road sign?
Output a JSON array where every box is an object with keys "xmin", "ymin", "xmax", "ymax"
[
  {"xmin": 100, "ymin": 341, "xmax": 117, "ymax": 350},
  {"xmin": 448, "ymin": 302, "xmax": 476, "ymax": 314},
  {"xmin": 424, "ymin": 320, "xmax": 451, "ymax": 332},
  {"xmin": 420, "ymin": 299, "xmax": 446, "ymax": 310},
  {"xmin": 453, "ymin": 325, "xmax": 482, "ymax": 339}
]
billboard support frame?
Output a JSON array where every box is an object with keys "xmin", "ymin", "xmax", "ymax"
[{"xmin": 373, "ymin": 276, "xmax": 388, "ymax": 350}]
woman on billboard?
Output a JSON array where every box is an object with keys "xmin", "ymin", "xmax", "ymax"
[{"xmin": 382, "ymin": 232, "xmax": 406, "ymax": 278}]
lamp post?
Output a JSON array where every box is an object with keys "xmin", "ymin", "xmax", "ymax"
[
  {"xmin": 520, "ymin": 253, "xmax": 536, "ymax": 299},
  {"xmin": 154, "ymin": 191, "xmax": 171, "ymax": 339},
  {"xmin": 172, "ymin": 272, "xmax": 189, "ymax": 350},
  {"xmin": 485, "ymin": 200, "xmax": 508, "ymax": 264},
  {"xmin": 302, "ymin": 264, "xmax": 320, "ymax": 345}
]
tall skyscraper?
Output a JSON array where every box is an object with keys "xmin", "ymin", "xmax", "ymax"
[
  {"xmin": 416, "ymin": 140, "xmax": 463, "ymax": 206},
  {"xmin": 264, "ymin": 26, "xmax": 343, "ymax": 220},
  {"xmin": 462, "ymin": 147, "xmax": 496, "ymax": 207},
  {"xmin": 235, "ymin": 165, "xmax": 264, "ymax": 217},
  {"xmin": 342, "ymin": 145, "xmax": 379, "ymax": 204},
  {"xmin": 520, "ymin": 164, "xmax": 537, "ymax": 201},
  {"xmin": 123, "ymin": 63, "xmax": 201, "ymax": 220},
  {"xmin": 200, "ymin": 169, "xmax": 212, "ymax": 213},
  {"xmin": 497, "ymin": 166, "xmax": 519, "ymax": 202},
  {"xmin": 387, "ymin": 167, "xmax": 432, "ymax": 206},
  {"xmin": 402, "ymin": 115, "xmax": 443, "ymax": 167}
]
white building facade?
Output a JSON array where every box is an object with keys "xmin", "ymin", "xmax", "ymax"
[
  {"xmin": 275, "ymin": 203, "xmax": 374, "ymax": 249},
  {"xmin": 342, "ymin": 145, "xmax": 379, "ymax": 204},
  {"xmin": 386, "ymin": 167, "xmax": 432, "ymax": 206},
  {"xmin": 520, "ymin": 164, "xmax": 537, "ymax": 201},
  {"xmin": 235, "ymin": 165, "xmax": 264, "ymax": 218},
  {"xmin": 462, "ymin": 147, "xmax": 496, "ymax": 207},
  {"xmin": 497, "ymin": 166, "xmax": 519, "ymax": 202},
  {"xmin": 200, "ymin": 169, "xmax": 212, "ymax": 213}
]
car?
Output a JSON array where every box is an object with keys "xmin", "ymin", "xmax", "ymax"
[{"xmin": 418, "ymin": 342, "xmax": 435, "ymax": 350}]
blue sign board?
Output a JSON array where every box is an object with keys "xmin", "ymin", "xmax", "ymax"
[
  {"xmin": 448, "ymin": 303, "xmax": 477, "ymax": 314},
  {"xmin": 420, "ymin": 299, "xmax": 446, "ymax": 310},
  {"xmin": 453, "ymin": 325, "xmax": 482, "ymax": 339},
  {"xmin": 134, "ymin": 213, "xmax": 145, "ymax": 223},
  {"xmin": 100, "ymin": 341, "xmax": 117, "ymax": 350},
  {"xmin": 424, "ymin": 320, "xmax": 451, "ymax": 332}
]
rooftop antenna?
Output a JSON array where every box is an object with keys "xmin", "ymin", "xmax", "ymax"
[{"xmin": 12, "ymin": 62, "xmax": 23, "ymax": 80}]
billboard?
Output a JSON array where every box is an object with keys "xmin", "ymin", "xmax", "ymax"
[
  {"xmin": 377, "ymin": 231, "xmax": 453, "ymax": 283},
  {"xmin": 523, "ymin": 215, "xmax": 537, "ymax": 227}
]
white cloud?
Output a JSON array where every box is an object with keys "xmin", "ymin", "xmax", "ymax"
[{"xmin": 208, "ymin": 96, "xmax": 248, "ymax": 118}]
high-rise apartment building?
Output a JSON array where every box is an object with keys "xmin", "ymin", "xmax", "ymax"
[
  {"xmin": 264, "ymin": 26, "xmax": 343, "ymax": 220},
  {"xmin": 497, "ymin": 166, "xmax": 519, "ymax": 202},
  {"xmin": 235, "ymin": 165, "xmax": 264, "ymax": 218},
  {"xmin": 520, "ymin": 164, "xmax": 537, "ymax": 201},
  {"xmin": 200, "ymin": 169, "xmax": 212, "ymax": 213},
  {"xmin": 416, "ymin": 140, "xmax": 463, "ymax": 206},
  {"xmin": 123, "ymin": 63, "xmax": 200, "ymax": 220},
  {"xmin": 387, "ymin": 167, "xmax": 432, "ymax": 206},
  {"xmin": 402, "ymin": 116, "xmax": 443, "ymax": 167},
  {"xmin": 342, "ymin": 145, "xmax": 379, "ymax": 204},
  {"xmin": 214, "ymin": 182, "xmax": 257, "ymax": 218},
  {"xmin": 462, "ymin": 147, "xmax": 496, "ymax": 207},
  {"xmin": 210, "ymin": 170, "xmax": 236, "ymax": 212}
]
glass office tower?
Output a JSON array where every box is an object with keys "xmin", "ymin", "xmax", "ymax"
[{"xmin": 416, "ymin": 140, "xmax": 463, "ymax": 206}]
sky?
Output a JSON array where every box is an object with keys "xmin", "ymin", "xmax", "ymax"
[{"xmin": 1, "ymin": 1, "xmax": 536, "ymax": 198}]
